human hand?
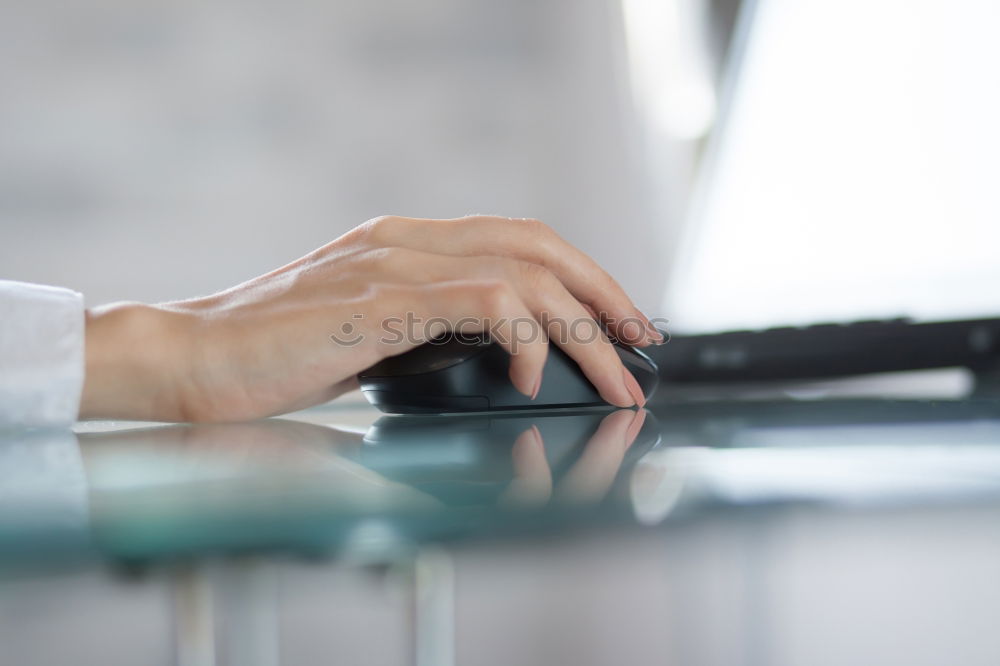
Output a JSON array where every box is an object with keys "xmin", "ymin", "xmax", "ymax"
[
  {"xmin": 81, "ymin": 215, "xmax": 662, "ymax": 422},
  {"xmin": 499, "ymin": 409, "xmax": 648, "ymax": 507}
]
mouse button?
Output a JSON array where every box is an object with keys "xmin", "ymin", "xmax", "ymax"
[
  {"xmin": 360, "ymin": 335, "xmax": 491, "ymax": 377},
  {"xmin": 615, "ymin": 345, "xmax": 660, "ymax": 396},
  {"xmin": 615, "ymin": 345, "xmax": 655, "ymax": 371},
  {"xmin": 620, "ymin": 354, "xmax": 649, "ymax": 375}
]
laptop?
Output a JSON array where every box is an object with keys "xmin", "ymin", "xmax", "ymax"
[{"xmin": 648, "ymin": 0, "xmax": 1000, "ymax": 391}]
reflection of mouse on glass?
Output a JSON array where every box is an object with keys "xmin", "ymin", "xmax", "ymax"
[
  {"xmin": 359, "ymin": 332, "xmax": 659, "ymax": 414},
  {"xmin": 362, "ymin": 409, "xmax": 661, "ymax": 507}
]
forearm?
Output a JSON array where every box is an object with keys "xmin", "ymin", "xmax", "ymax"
[{"xmin": 80, "ymin": 303, "xmax": 193, "ymax": 421}]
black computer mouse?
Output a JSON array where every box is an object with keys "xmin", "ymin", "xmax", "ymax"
[{"xmin": 358, "ymin": 332, "xmax": 659, "ymax": 414}]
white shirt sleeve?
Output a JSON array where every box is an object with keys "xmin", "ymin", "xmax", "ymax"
[{"xmin": 0, "ymin": 280, "xmax": 85, "ymax": 427}]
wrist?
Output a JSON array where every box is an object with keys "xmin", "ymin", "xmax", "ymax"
[{"xmin": 80, "ymin": 302, "xmax": 195, "ymax": 421}]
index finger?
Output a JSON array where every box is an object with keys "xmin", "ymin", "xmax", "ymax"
[{"xmin": 364, "ymin": 215, "xmax": 664, "ymax": 346}]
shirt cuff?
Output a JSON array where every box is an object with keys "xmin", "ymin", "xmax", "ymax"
[{"xmin": 0, "ymin": 280, "xmax": 85, "ymax": 427}]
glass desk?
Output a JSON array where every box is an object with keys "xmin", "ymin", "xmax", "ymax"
[{"xmin": 4, "ymin": 395, "xmax": 1000, "ymax": 665}]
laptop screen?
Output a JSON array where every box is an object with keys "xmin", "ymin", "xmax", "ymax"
[{"xmin": 665, "ymin": 0, "xmax": 1000, "ymax": 334}]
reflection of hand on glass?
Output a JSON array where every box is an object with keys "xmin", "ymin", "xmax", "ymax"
[
  {"xmin": 500, "ymin": 409, "xmax": 647, "ymax": 508},
  {"xmin": 78, "ymin": 420, "xmax": 433, "ymax": 507},
  {"xmin": 79, "ymin": 419, "xmax": 365, "ymax": 468}
]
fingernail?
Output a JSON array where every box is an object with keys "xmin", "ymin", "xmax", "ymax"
[
  {"xmin": 530, "ymin": 424, "xmax": 543, "ymax": 447},
  {"xmin": 513, "ymin": 369, "xmax": 542, "ymax": 399},
  {"xmin": 625, "ymin": 409, "xmax": 646, "ymax": 447},
  {"xmin": 635, "ymin": 309, "xmax": 665, "ymax": 344},
  {"xmin": 622, "ymin": 367, "xmax": 646, "ymax": 407},
  {"xmin": 645, "ymin": 321, "xmax": 666, "ymax": 344}
]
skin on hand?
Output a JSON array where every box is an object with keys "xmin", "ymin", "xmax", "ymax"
[{"xmin": 80, "ymin": 215, "xmax": 663, "ymax": 423}]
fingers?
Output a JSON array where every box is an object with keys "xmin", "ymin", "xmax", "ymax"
[
  {"xmin": 362, "ymin": 215, "xmax": 663, "ymax": 346},
  {"xmin": 370, "ymin": 280, "xmax": 548, "ymax": 398},
  {"xmin": 555, "ymin": 409, "xmax": 646, "ymax": 504},
  {"xmin": 501, "ymin": 259, "xmax": 641, "ymax": 408},
  {"xmin": 498, "ymin": 425, "xmax": 553, "ymax": 507},
  {"xmin": 355, "ymin": 250, "xmax": 642, "ymax": 408},
  {"xmin": 500, "ymin": 409, "xmax": 646, "ymax": 509}
]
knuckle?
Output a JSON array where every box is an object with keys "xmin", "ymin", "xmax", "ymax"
[
  {"xmin": 517, "ymin": 217, "xmax": 549, "ymax": 235},
  {"xmin": 515, "ymin": 260, "xmax": 556, "ymax": 291},
  {"xmin": 570, "ymin": 316, "xmax": 608, "ymax": 347},
  {"xmin": 451, "ymin": 215, "xmax": 490, "ymax": 235},
  {"xmin": 473, "ymin": 280, "xmax": 511, "ymax": 313},
  {"xmin": 456, "ymin": 214, "xmax": 487, "ymax": 231},
  {"xmin": 363, "ymin": 215, "xmax": 402, "ymax": 244}
]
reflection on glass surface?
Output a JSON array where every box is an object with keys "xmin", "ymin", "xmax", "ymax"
[
  {"xmin": 0, "ymin": 409, "xmax": 661, "ymax": 566},
  {"xmin": 633, "ymin": 399, "xmax": 1000, "ymax": 522},
  {"xmin": 5, "ymin": 398, "xmax": 1000, "ymax": 569},
  {"xmin": 0, "ymin": 428, "xmax": 92, "ymax": 565},
  {"xmin": 361, "ymin": 409, "xmax": 658, "ymax": 509}
]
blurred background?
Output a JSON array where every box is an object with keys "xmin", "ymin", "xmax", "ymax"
[
  {"xmin": 0, "ymin": 0, "xmax": 738, "ymax": 316},
  {"xmin": 4, "ymin": 0, "xmax": 1000, "ymax": 334}
]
